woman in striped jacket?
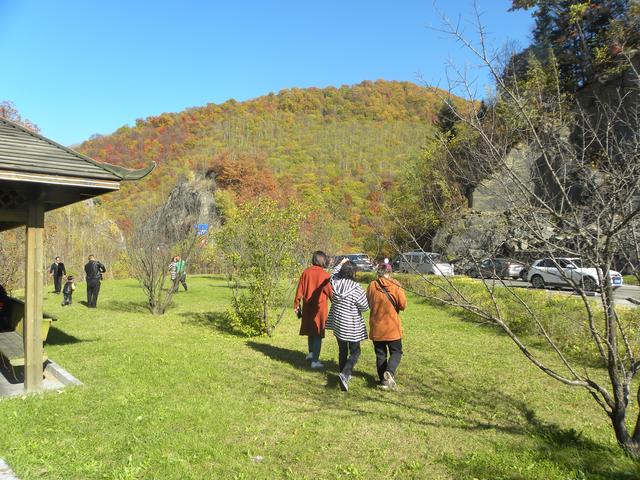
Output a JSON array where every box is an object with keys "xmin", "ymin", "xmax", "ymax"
[{"xmin": 326, "ymin": 257, "xmax": 369, "ymax": 391}]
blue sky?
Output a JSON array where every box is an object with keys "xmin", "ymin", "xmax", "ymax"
[{"xmin": 0, "ymin": 1, "xmax": 533, "ymax": 146}]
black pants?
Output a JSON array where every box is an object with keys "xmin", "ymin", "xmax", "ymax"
[
  {"xmin": 337, "ymin": 339, "xmax": 361, "ymax": 377},
  {"xmin": 62, "ymin": 293, "xmax": 73, "ymax": 305},
  {"xmin": 173, "ymin": 274, "xmax": 187, "ymax": 292},
  {"xmin": 373, "ymin": 339, "xmax": 403, "ymax": 381},
  {"xmin": 54, "ymin": 275, "xmax": 63, "ymax": 293},
  {"xmin": 87, "ymin": 280, "xmax": 101, "ymax": 308}
]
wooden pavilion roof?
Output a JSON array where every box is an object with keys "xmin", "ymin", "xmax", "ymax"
[{"xmin": 0, "ymin": 116, "xmax": 154, "ymax": 232}]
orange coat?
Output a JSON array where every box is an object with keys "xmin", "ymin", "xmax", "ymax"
[
  {"xmin": 294, "ymin": 266, "xmax": 333, "ymax": 337},
  {"xmin": 366, "ymin": 277, "xmax": 407, "ymax": 341}
]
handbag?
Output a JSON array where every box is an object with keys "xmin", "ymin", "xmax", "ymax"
[
  {"xmin": 376, "ymin": 279, "xmax": 399, "ymax": 313},
  {"xmin": 296, "ymin": 306, "xmax": 303, "ymax": 319}
]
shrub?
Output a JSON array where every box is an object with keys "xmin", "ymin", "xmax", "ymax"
[
  {"xmin": 223, "ymin": 293, "xmax": 264, "ymax": 337},
  {"xmin": 398, "ymin": 274, "xmax": 634, "ymax": 367}
]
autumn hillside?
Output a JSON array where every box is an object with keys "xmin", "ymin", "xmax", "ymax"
[{"xmin": 78, "ymin": 80, "xmax": 461, "ymax": 251}]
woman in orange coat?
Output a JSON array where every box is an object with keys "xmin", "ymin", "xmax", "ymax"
[
  {"xmin": 294, "ymin": 251, "xmax": 333, "ymax": 368},
  {"xmin": 366, "ymin": 262, "xmax": 407, "ymax": 389}
]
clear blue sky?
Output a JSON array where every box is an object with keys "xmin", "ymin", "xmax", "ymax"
[{"xmin": 0, "ymin": 1, "xmax": 533, "ymax": 146}]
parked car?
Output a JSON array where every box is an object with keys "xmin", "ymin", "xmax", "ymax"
[
  {"xmin": 467, "ymin": 258, "xmax": 525, "ymax": 280},
  {"xmin": 394, "ymin": 252, "xmax": 454, "ymax": 276},
  {"xmin": 391, "ymin": 257, "xmax": 400, "ymax": 271},
  {"xmin": 334, "ymin": 253, "xmax": 375, "ymax": 272},
  {"xmin": 526, "ymin": 257, "xmax": 623, "ymax": 291}
]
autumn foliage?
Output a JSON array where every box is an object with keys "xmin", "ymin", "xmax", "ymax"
[{"xmin": 76, "ymin": 80, "xmax": 464, "ymax": 252}]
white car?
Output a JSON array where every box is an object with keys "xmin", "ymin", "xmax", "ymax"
[
  {"xmin": 395, "ymin": 252, "xmax": 454, "ymax": 276},
  {"xmin": 527, "ymin": 257, "xmax": 623, "ymax": 291}
]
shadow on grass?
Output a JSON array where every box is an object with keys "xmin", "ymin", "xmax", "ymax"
[
  {"xmin": 239, "ymin": 350, "xmax": 633, "ymax": 479},
  {"xmin": 359, "ymin": 363, "xmax": 637, "ymax": 479},
  {"xmin": 45, "ymin": 326, "xmax": 82, "ymax": 345},
  {"xmin": 103, "ymin": 300, "xmax": 150, "ymax": 314},
  {"xmin": 246, "ymin": 341, "xmax": 378, "ymax": 387},
  {"xmin": 181, "ymin": 311, "xmax": 241, "ymax": 336},
  {"xmin": 440, "ymin": 401, "xmax": 639, "ymax": 479}
]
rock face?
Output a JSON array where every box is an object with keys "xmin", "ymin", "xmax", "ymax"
[
  {"xmin": 434, "ymin": 52, "xmax": 639, "ymax": 267},
  {"xmin": 432, "ymin": 210, "xmax": 509, "ymax": 261},
  {"xmin": 432, "ymin": 206, "xmax": 579, "ymax": 272},
  {"xmin": 159, "ymin": 179, "xmax": 217, "ymax": 241},
  {"xmin": 471, "ymin": 148, "xmax": 532, "ymax": 212},
  {"xmin": 156, "ymin": 175, "xmax": 218, "ymax": 243}
]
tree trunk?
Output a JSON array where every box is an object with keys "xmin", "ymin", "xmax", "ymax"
[
  {"xmin": 611, "ymin": 410, "xmax": 640, "ymax": 459},
  {"xmin": 263, "ymin": 303, "xmax": 271, "ymax": 337}
]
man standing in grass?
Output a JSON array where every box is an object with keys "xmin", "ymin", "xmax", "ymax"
[
  {"xmin": 49, "ymin": 256, "xmax": 66, "ymax": 294},
  {"xmin": 366, "ymin": 261, "xmax": 407, "ymax": 390},
  {"xmin": 84, "ymin": 254, "xmax": 106, "ymax": 308}
]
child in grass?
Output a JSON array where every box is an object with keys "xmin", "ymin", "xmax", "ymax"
[{"xmin": 62, "ymin": 275, "xmax": 76, "ymax": 306}]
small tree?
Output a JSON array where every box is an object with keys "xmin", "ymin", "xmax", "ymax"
[
  {"xmin": 125, "ymin": 177, "xmax": 216, "ymax": 314},
  {"xmin": 218, "ymin": 198, "xmax": 301, "ymax": 336},
  {"xmin": 391, "ymin": 8, "xmax": 640, "ymax": 459}
]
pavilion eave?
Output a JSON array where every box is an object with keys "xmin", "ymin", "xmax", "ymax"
[{"xmin": 0, "ymin": 169, "xmax": 120, "ymax": 190}]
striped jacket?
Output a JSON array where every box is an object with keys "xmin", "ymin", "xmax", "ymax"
[
  {"xmin": 326, "ymin": 264, "xmax": 369, "ymax": 342},
  {"xmin": 169, "ymin": 261, "xmax": 177, "ymax": 280}
]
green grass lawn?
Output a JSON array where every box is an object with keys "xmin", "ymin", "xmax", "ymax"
[{"xmin": 1, "ymin": 275, "xmax": 639, "ymax": 479}]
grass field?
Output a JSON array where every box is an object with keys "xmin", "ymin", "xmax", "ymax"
[{"xmin": 1, "ymin": 275, "xmax": 639, "ymax": 479}]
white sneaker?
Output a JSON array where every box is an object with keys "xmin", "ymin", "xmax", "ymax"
[
  {"xmin": 383, "ymin": 371, "xmax": 397, "ymax": 390},
  {"xmin": 310, "ymin": 361, "xmax": 324, "ymax": 369},
  {"xmin": 305, "ymin": 352, "xmax": 313, "ymax": 360},
  {"xmin": 338, "ymin": 373, "xmax": 349, "ymax": 392}
]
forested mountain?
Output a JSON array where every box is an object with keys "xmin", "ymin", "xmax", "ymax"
[{"xmin": 78, "ymin": 80, "xmax": 460, "ymax": 253}]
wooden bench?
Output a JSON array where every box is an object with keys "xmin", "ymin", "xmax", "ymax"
[{"xmin": 0, "ymin": 298, "xmax": 56, "ymax": 378}]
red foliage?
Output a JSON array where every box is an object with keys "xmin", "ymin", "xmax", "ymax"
[{"xmin": 207, "ymin": 151, "xmax": 283, "ymax": 203}]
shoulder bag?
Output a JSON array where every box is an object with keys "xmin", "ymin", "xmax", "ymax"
[{"xmin": 376, "ymin": 279, "xmax": 399, "ymax": 313}]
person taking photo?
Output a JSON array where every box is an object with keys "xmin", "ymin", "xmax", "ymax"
[
  {"xmin": 84, "ymin": 254, "xmax": 106, "ymax": 308},
  {"xmin": 327, "ymin": 257, "xmax": 369, "ymax": 392}
]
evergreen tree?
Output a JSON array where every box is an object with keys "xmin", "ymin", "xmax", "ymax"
[{"xmin": 509, "ymin": 1, "xmax": 639, "ymax": 91}]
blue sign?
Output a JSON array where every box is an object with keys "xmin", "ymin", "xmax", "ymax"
[{"xmin": 196, "ymin": 223, "xmax": 209, "ymax": 235}]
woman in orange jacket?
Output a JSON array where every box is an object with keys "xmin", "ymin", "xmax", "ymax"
[
  {"xmin": 366, "ymin": 262, "xmax": 407, "ymax": 389},
  {"xmin": 294, "ymin": 251, "xmax": 333, "ymax": 368}
]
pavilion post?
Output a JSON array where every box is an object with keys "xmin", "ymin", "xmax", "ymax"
[{"xmin": 24, "ymin": 197, "xmax": 44, "ymax": 392}]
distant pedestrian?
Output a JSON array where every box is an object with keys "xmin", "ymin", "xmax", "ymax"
[
  {"xmin": 326, "ymin": 257, "xmax": 369, "ymax": 392},
  {"xmin": 84, "ymin": 254, "xmax": 106, "ymax": 308},
  {"xmin": 367, "ymin": 261, "xmax": 407, "ymax": 390},
  {"xmin": 169, "ymin": 256, "xmax": 178, "ymax": 287},
  {"xmin": 169, "ymin": 255, "xmax": 188, "ymax": 292},
  {"xmin": 61, "ymin": 275, "xmax": 76, "ymax": 306},
  {"xmin": 294, "ymin": 251, "xmax": 333, "ymax": 368},
  {"xmin": 49, "ymin": 256, "xmax": 66, "ymax": 294}
]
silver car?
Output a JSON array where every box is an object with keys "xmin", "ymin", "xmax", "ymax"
[
  {"xmin": 527, "ymin": 257, "xmax": 623, "ymax": 291},
  {"xmin": 395, "ymin": 252, "xmax": 454, "ymax": 276}
]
